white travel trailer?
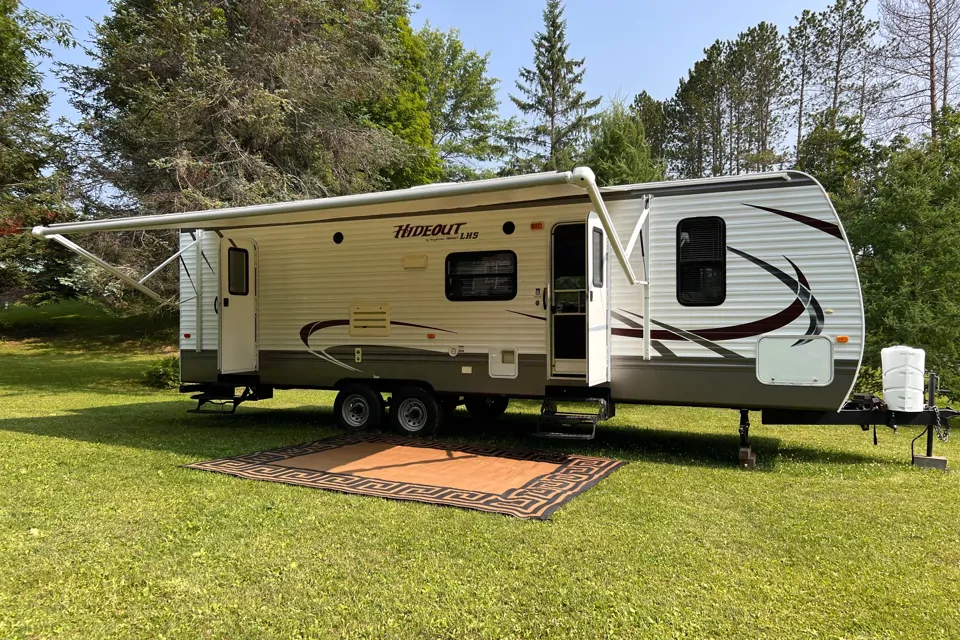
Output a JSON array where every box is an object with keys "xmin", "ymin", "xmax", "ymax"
[{"xmin": 34, "ymin": 167, "xmax": 959, "ymax": 466}]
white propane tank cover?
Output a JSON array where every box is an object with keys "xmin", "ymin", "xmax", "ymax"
[{"xmin": 881, "ymin": 345, "xmax": 926, "ymax": 412}]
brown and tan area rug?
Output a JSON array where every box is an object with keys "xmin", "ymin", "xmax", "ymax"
[{"xmin": 186, "ymin": 434, "xmax": 626, "ymax": 519}]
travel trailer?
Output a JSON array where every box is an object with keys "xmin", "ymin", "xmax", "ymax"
[{"xmin": 31, "ymin": 167, "xmax": 954, "ymax": 466}]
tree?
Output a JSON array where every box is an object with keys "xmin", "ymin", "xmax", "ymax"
[
  {"xmin": 0, "ymin": 0, "xmax": 74, "ymax": 300},
  {"xmin": 630, "ymin": 91, "xmax": 667, "ymax": 160},
  {"xmin": 581, "ymin": 102, "xmax": 665, "ymax": 186},
  {"xmin": 848, "ymin": 111, "xmax": 960, "ymax": 386},
  {"xmin": 510, "ymin": 0, "xmax": 601, "ymax": 171},
  {"xmin": 739, "ymin": 22, "xmax": 789, "ymax": 171},
  {"xmin": 796, "ymin": 109, "xmax": 872, "ymax": 197},
  {"xmin": 788, "ymin": 10, "xmax": 821, "ymax": 156},
  {"xmin": 418, "ymin": 23, "xmax": 509, "ymax": 180},
  {"xmin": 62, "ymin": 0, "xmax": 438, "ymax": 307},
  {"xmin": 880, "ymin": 0, "xmax": 960, "ymax": 137},
  {"xmin": 812, "ymin": 0, "xmax": 881, "ymax": 127}
]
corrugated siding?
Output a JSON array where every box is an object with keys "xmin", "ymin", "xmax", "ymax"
[
  {"xmin": 177, "ymin": 179, "xmax": 863, "ymax": 373},
  {"xmin": 608, "ymin": 184, "xmax": 864, "ymax": 362},
  {"xmin": 243, "ymin": 204, "xmax": 587, "ymax": 356},
  {"xmin": 179, "ymin": 231, "xmax": 220, "ymax": 352}
]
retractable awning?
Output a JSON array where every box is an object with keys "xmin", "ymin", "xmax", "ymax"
[
  {"xmin": 33, "ymin": 166, "xmax": 643, "ymax": 286},
  {"xmin": 33, "ymin": 166, "xmax": 658, "ymax": 356}
]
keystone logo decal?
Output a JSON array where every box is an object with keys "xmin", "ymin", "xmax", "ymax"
[{"xmin": 393, "ymin": 222, "xmax": 478, "ymax": 241}]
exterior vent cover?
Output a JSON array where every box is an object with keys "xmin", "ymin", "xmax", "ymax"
[{"xmin": 349, "ymin": 304, "xmax": 391, "ymax": 337}]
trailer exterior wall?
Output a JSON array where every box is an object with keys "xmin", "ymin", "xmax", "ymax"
[{"xmin": 178, "ymin": 171, "xmax": 864, "ymax": 411}]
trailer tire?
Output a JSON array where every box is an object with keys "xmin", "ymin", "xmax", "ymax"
[
  {"xmin": 334, "ymin": 383, "xmax": 383, "ymax": 431},
  {"xmin": 391, "ymin": 386, "xmax": 442, "ymax": 437},
  {"xmin": 464, "ymin": 395, "xmax": 509, "ymax": 419}
]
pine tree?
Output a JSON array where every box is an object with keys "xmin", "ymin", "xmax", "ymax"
[
  {"xmin": 510, "ymin": 0, "xmax": 601, "ymax": 171},
  {"xmin": 788, "ymin": 10, "xmax": 821, "ymax": 155},
  {"xmin": 812, "ymin": 0, "xmax": 880, "ymax": 127},
  {"xmin": 630, "ymin": 91, "xmax": 668, "ymax": 160},
  {"xmin": 0, "ymin": 1, "xmax": 75, "ymax": 300},
  {"xmin": 581, "ymin": 101, "xmax": 665, "ymax": 186},
  {"xmin": 740, "ymin": 22, "xmax": 789, "ymax": 171}
]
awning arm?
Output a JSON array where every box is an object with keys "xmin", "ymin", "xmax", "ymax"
[
  {"xmin": 572, "ymin": 167, "xmax": 640, "ymax": 286},
  {"xmin": 48, "ymin": 234, "xmax": 165, "ymax": 302},
  {"xmin": 140, "ymin": 238, "xmax": 198, "ymax": 284},
  {"xmin": 624, "ymin": 194, "xmax": 652, "ymax": 263}
]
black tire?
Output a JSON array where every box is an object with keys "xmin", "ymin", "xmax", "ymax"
[
  {"xmin": 463, "ymin": 395, "xmax": 509, "ymax": 419},
  {"xmin": 390, "ymin": 386, "xmax": 442, "ymax": 437},
  {"xmin": 333, "ymin": 383, "xmax": 383, "ymax": 431}
]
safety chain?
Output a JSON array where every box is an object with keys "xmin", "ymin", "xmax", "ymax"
[{"xmin": 932, "ymin": 405, "xmax": 950, "ymax": 442}]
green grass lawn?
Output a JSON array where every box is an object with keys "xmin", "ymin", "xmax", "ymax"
[{"xmin": 1, "ymin": 304, "xmax": 959, "ymax": 638}]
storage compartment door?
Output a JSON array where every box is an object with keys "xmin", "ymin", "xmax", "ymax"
[
  {"xmin": 586, "ymin": 212, "xmax": 611, "ymax": 386},
  {"xmin": 756, "ymin": 336, "xmax": 833, "ymax": 386}
]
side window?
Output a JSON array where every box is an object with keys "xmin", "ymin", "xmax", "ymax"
[
  {"xmin": 227, "ymin": 247, "xmax": 249, "ymax": 296},
  {"xmin": 445, "ymin": 250, "xmax": 517, "ymax": 301},
  {"xmin": 677, "ymin": 217, "xmax": 725, "ymax": 306},
  {"xmin": 591, "ymin": 227, "xmax": 604, "ymax": 288}
]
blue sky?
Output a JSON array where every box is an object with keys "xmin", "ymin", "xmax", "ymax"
[{"xmin": 29, "ymin": 0, "xmax": 847, "ymax": 122}]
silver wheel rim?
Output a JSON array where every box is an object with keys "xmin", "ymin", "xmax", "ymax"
[
  {"xmin": 342, "ymin": 394, "xmax": 370, "ymax": 428},
  {"xmin": 397, "ymin": 398, "xmax": 428, "ymax": 432}
]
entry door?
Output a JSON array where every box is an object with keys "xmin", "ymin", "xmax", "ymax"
[
  {"xmin": 219, "ymin": 237, "xmax": 258, "ymax": 374},
  {"xmin": 550, "ymin": 223, "xmax": 587, "ymax": 377},
  {"xmin": 586, "ymin": 212, "xmax": 611, "ymax": 386}
]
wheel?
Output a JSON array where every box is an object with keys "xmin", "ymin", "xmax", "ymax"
[
  {"xmin": 390, "ymin": 386, "xmax": 442, "ymax": 436},
  {"xmin": 334, "ymin": 383, "xmax": 383, "ymax": 431},
  {"xmin": 463, "ymin": 395, "xmax": 509, "ymax": 419},
  {"xmin": 437, "ymin": 393, "xmax": 461, "ymax": 417}
]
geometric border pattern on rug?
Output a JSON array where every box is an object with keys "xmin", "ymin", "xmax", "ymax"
[{"xmin": 184, "ymin": 433, "xmax": 627, "ymax": 520}]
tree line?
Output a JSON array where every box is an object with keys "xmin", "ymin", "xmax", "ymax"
[{"xmin": 1, "ymin": 0, "xmax": 959, "ymax": 383}]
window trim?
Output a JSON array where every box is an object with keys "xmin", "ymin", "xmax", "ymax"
[
  {"xmin": 227, "ymin": 247, "xmax": 249, "ymax": 296},
  {"xmin": 445, "ymin": 250, "xmax": 518, "ymax": 302},
  {"xmin": 591, "ymin": 227, "xmax": 604, "ymax": 288},
  {"xmin": 676, "ymin": 216, "xmax": 726, "ymax": 307}
]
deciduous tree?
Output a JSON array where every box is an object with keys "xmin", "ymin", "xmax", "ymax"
[{"xmin": 418, "ymin": 23, "xmax": 509, "ymax": 180}]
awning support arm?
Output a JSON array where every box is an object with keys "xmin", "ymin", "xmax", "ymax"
[
  {"xmin": 140, "ymin": 239, "xmax": 198, "ymax": 284},
  {"xmin": 48, "ymin": 234, "xmax": 165, "ymax": 303},
  {"xmin": 572, "ymin": 167, "xmax": 640, "ymax": 286},
  {"xmin": 571, "ymin": 168, "xmax": 654, "ymax": 359},
  {"xmin": 625, "ymin": 195, "xmax": 652, "ymax": 260}
]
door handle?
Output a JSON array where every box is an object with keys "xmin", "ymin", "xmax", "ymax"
[
  {"xmin": 590, "ymin": 291, "xmax": 594, "ymax": 302},
  {"xmin": 214, "ymin": 297, "xmax": 219, "ymax": 314},
  {"xmin": 223, "ymin": 297, "xmax": 230, "ymax": 308}
]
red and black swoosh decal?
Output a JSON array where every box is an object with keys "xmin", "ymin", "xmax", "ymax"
[
  {"xmin": 608, "ymin": 247, "xmax": 824, "ymax": 351},
  {"xmin": 742, "ymin": 203, "xmax": 843, "ymax": 240}
]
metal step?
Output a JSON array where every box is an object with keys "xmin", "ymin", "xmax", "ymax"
[
  {"xmin": 188, "ymin": 393, "xmax": 243, "ymax": 414},
  {"xmin": 535, "ymin": 399, "xmax": 607, "ymax": 441}
]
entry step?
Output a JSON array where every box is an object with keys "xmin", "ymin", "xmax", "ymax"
[{"xmin": 534, "ymin": 398, "xmax": 610, "ymax": 441}]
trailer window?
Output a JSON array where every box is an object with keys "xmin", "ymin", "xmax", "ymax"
[
  {"xmin": 445, "ymin": 251, "xmax": 517, "ymax": 301},
  {"xmin": 592, "ymin": 227, "xmax": 604, "ymax": 288},
  {"xmin": 677, "ymin": 217, "xmax": 725, "ymax": 306},
  {"xmin": 227, "ymin": 247, "xmax": 249, "ymax": 296}
]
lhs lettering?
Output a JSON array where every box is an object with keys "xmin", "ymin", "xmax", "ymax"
[{"xmin": 393, "ymin": 222, "xmax": 474, "ymax": 239}]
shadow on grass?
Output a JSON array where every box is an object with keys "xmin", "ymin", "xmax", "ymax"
[{"xmin": 0, "ymin": 399, "xmax": 891, "ymax": 470}]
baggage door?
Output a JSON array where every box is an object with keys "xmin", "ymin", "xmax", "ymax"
[
  {"xmin": 218, "ymin": 237, "xmax": 258, "ymax": 374},
  {"xmin": 586, "ymin": 212, "xmax": 611, "ymax": 386}
]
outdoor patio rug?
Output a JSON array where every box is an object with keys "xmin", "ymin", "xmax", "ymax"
[{"xmin": 185, "ymin": 433, "xmax": 626, "ymax": 519}]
